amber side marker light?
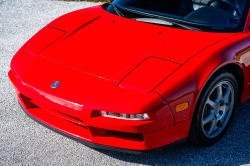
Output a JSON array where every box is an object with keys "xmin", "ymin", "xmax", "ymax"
[{"xmin": 176, "ymin": 102, "xmax": 189, "ymax": 112}]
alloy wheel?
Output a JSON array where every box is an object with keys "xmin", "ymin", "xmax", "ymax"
[{"xmin": 201, "ymin": 81, "xmax": 234, "ymax": 138}]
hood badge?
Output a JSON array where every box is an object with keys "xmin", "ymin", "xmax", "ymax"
[{"xmin": 51, "ymin": 81, "xmax": 60, "ymax": 88}]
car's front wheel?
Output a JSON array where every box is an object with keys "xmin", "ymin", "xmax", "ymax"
[{"xmin": 188, "ymin": 70, "xmax": 239, "ymax": 146}]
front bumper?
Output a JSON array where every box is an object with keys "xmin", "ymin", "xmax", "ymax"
[
  {"xmin": 9, "ymin": 61, "xmax": 191, "ymax": 153},
  {"xmin": 19, "ymin": 101, "xmax": 187, "ymax": 154}
]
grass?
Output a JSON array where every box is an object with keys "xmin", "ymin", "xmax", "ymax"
[{"xmin": 61, "ymin": 0, "xmax": 109, "ymax": 2}]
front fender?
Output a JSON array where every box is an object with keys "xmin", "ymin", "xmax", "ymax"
[{"xmin": 154, "ymin": 32, "xmax": 249, "ymax": 124}]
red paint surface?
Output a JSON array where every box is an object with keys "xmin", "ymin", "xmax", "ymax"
[
  {"xmin": 23, "ymin": 27, "xmax": 65, "ymax": 56},
  {"xmin": 40, "ymin": 6, "xmax": 234, "ymax": 81},
  {"xmin": 8, "ymin": 5, "xmax": 250, "ymax": 151},
  {"xmin": 119, "ymin": 57, "xmax": 180, "ymax": 93}
]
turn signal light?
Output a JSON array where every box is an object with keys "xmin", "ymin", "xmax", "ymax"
[
  {"xmin": 176, "ymin": 102, "xmax": 189, "ymax": 112},
  {"xmin": 99, "ymin": 111, "xmax": 150, "ymax": 120}
]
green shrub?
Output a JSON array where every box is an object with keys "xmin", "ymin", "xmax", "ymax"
[{"xmin": 62, "ymin": 0, "xmax": 109, "ymax": 2}]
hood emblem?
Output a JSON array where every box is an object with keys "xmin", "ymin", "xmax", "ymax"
[{"xmin": 51, "ymin": 81, "xmax": 60, "ymax": 88}]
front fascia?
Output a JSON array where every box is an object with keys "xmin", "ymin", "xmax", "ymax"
[
  {"xmin": 11, "ymin": 81, "xmax": 183, "ymax": 151},
  {"xmin": 9, "ymin": 49, "xmax": 188, "ymax": 150},
  {"xmin": 154, "ymin": 32, "xmax": 250, "ymax": 124},
  {"xmin": 10, "ymin": 49, "xmax": 176, "ymax": 134}
]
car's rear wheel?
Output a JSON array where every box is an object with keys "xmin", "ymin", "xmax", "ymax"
[{"xmin": 188, "ymin": 70, "xmax": 239, "ymax": 146}]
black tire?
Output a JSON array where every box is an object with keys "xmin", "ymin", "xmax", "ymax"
[{"xmin": 188, "ymin": 69, "xmax": 239, "ymax": 146}]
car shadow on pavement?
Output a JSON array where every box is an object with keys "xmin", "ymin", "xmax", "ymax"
[{"xmin": 94, "ymin": 100, "xmax": 250, "ymax": 166}]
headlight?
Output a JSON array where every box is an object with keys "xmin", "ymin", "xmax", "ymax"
[
  {"xmin": 99, "ymin": 111, "xmax": 150, "ymax": 120},
  {"xmin": 119, "ymin": 57, "xmax": 180, "ymax": 93}
]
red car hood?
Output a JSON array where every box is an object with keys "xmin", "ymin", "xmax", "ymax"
[{"xmin": 40, "ymin": 6, "xmax": 235, "ymax": 81}]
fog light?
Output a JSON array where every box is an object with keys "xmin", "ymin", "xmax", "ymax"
[{"xmin": 99, "ymin": 111, "xmax": 150, "ymax": 120}]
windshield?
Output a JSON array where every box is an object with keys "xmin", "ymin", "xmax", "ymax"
[{"xmin": 105, "ymin": 0, "xmax": 249, "ymax": 32}]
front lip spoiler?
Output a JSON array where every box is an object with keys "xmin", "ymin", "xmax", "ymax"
[{"xmin": 19, "ymin": 102, "xmax": 187, "ymax": 154}]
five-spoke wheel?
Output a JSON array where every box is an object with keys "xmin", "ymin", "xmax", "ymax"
[
  {"xmin": 188, "ymin": 70, "xmax": 238, "ymax": 146},
  {"xmin": 202, "ymin": 81, "xmax": 234, "ymax": 138}
]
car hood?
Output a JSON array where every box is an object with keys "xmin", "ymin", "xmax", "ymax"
[{"xmin": 40, "ymin": 5, "xmax": 235, "ymax": 81}]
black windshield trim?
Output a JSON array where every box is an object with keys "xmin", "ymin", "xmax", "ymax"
[{"xmin": 108, "ymin": 0, "xmax": 250, "ymax": 33}]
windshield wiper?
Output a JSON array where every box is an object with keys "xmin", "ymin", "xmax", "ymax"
[
  {"xmin": 134, "ymin": 18, "xmax": 202, "ymax": 31},
  {"xmin": 109, "ymin": 2, "xmax": 124, "ymax": 17}
]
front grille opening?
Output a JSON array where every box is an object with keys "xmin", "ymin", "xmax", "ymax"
[
  {"xmin": 51, "ymin": 110, "xmax": 87, "ymax": 128},
  {"xmin": 90, "ymin": 127, "xmax": 144, "ymax": 142},
  {"xmin": 105, "ymin": 131, "xmax": 144, "ymax": 142},
  {"xmin": 19, "ymin": 94, "xmax": 39, "ymax": 109},
  {"xmin": 20, "ymin": 93, "xmax": 87, "ymax": 128},
  {"xmin": 66, "ymin": 120, "xmax": 88, "ymax": 129},
  {"xmin": 56, "ymin": 110, "xmax": 84, "ymax": 123}
]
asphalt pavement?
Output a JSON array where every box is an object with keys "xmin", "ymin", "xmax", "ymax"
[{"xmin": 1, "ymin": 0, "xmax": 250, "ymax": 165}]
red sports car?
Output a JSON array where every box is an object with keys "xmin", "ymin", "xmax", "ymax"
[{"xmin": 9, "ymin": 0, "xmax": 250, "ymax": 153}]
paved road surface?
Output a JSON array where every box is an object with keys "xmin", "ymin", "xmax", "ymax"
[{"xmin": 1, "ymin": 0, "xmax": 250, "ymax": 165}]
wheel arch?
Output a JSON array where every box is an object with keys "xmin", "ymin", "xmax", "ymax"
[
  {"xmin": 220, "ymin": 63, "xmax": 244, "ymax": 105},
  {"xmin": 197, "ymin": 63, "xmax": 245, "ymax": 107},
  {"xmin": 188, "ymin": 64, "xmax": 241, "ymax": 146}
]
